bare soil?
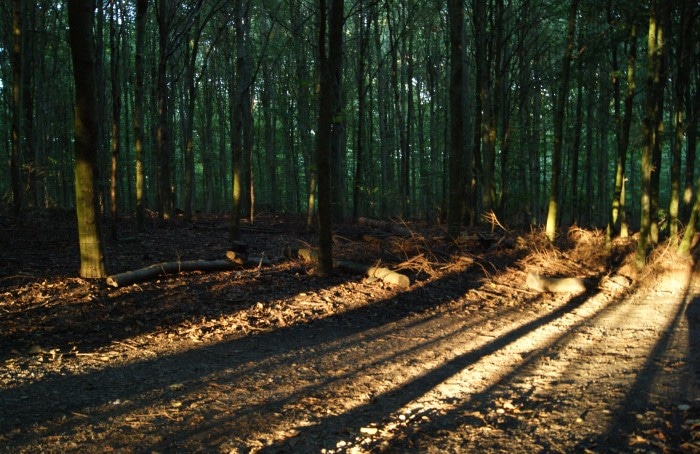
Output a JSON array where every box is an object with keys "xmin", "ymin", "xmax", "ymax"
[{"xmin": 1, "ymin": 211, "xmax": 699, "ymax": 453}]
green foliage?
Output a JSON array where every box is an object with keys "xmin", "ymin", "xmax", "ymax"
[{"xmin": 0, "ymin": 0, "xmax": 697, "ymax": 260}]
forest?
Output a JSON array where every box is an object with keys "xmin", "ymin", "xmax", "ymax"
[
  {"xmin": 2, "ymin": 0, "xmax": 698, "ymax": 276},
  {"xmin": 2, "ymin": 1, "xmax": 700, "ymax": 452}
]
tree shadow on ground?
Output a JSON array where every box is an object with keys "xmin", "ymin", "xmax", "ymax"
[{"xmin": 0, "ymin": 265, "xmax": 500, "ymax": 448}]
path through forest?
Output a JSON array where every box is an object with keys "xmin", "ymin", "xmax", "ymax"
[{"xmin": 0, "ymin": 213, "xmax": 699, "ymax": 452}]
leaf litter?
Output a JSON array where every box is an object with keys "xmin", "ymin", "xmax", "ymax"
[{"xmin": 0, "ymin": 212, "xmax": 698, "ymax": 452}]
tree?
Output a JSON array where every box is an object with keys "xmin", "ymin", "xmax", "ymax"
[
  {"xmin": 108, "ymin": 0, "xmax": 123, "ymax": 239},
  {"xmin": 230, "ymin": 0, "xmax": 252, "ymax": 241},
  {"xmin": 636, "ymin": 0, "xmax": 668, "ymax": 269},
  {"xmin": 134, "ymin": 0, "xmax": 148, "ymax": 232},
  {"xmin": 68, "ymin": 0, "xmax": 107, "ymax": 278},
  {"xmin": 545, "ymin": 0, "xmax": 580, "ymax": 242},
  {"xmin": 315, "ymin": 0, "xmax": 344, "ymax": 276},
  {"xmin": 447, "ymin": 0, "xmax": 465, "ymax": 240},
  {"xmin": 607, "ymin": 6, "xmax": 637, "ymax": 244},
  {"xmin": 10, "ymin": 0, "xmax": 24, "ymax": 217}
]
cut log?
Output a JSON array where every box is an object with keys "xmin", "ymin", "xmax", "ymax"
[
  {"xmin": 334, "ymin": 260, "xmax": 410, "ymax": 288},
  {"xmin": 525, "ymin": 272, "xmax": 586, "ymax": 293},
  {"xmin": 106, "ymin": 259, "xmax": 237, "ymax": 287},
  {"xmin": 106, "ymin": 253, "xmax": 271, "ymax": 287},
  {"xmin": 283, "ymin": 246, "xmax": 410, "ymax": 288}
]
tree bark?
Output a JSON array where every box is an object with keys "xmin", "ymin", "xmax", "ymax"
[
  {"xmin": 134, "ymin": 0, "xmax": 147, "ymax": 232},
  {"xmin": 315, "ymin": 0, "xmax": 344, "ymax": 275},
  {"xmin": 545, "ymin": 0, "xmax": 580, "ymax": 242},
  {"xmin": 68, "ymin": 0, "xmax": 107, "ymax": 278},
  {"xmin": 608, "ymin": 19, "xmax": 637, "ymax": 243},
  {"xmin": 109, "ymin": 0, "xmax": 122, "ymax": 240},
  {"xmin": 447, "ymin": 0, "xmax": 465, "ymax": 240},
  {"xmin": 636, "ymin": 0, "xmax": 668, "ymax": 268},
  {"xmin": 11, "ymin": 0, "xmax": 24, "ymax": 217}
]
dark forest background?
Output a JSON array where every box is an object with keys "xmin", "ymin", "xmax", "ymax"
[{"xmin": 1, "ymin": 0, "xmax": 699, "ymax": 276}]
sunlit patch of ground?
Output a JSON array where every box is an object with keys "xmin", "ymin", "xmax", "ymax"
[{"xmin": 1, "ymin": 214, "xmax": 698, "ymax": 452}]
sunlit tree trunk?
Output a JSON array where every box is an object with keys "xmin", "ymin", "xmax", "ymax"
[
  {"xmin": 545, "ymin": 0, "xmax": 579, "ymax": 241},
  {"xmin": 669, "ymin": 1, "xmax": 695, "ymax": 242},
  {"xmin": 678, "ymin": 177, "xmax": 700, "ymax": 256},
  {"xmin": 608, "ymin": 18, "xmax": 636, "ymax": 244},
  {"xmin": 68, "ymin": 0, "xmax": 107, "ymax": 278},
  {"xmin": 636, "ymin": 0, "xmax": 668, "ymax": 269}
]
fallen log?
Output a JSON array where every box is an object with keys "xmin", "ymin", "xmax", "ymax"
[
  {"xmin": 106, "ymin": 259, "xmax": 237, "ymax": 287},
  {"xmin": 106, "ymin": 253, "xmax": 271, "ymax": 287},
  {"xmin": 282, "ymin": 246, "xmax": 410, "ymax": 288},
  {"xmin": 525, "ymin": 272, "xmax": 586, "ymax": 293}
]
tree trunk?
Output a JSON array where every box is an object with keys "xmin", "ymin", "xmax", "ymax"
[
  {"xmin": 109, "ymin": 0, "xmax": 122, "ymax": 240},
  {"xmin": 134, "ymin": 0, "xmax": 147, "ymax": 232},
  {"xmin": 636, "ymin": 0, "xmax": 668, "ymax": 268},
  {"xmin": 11, "ymin": 0, "xmax": 24, "ymax": 217},
  {"xmin": 156, "ymin": 0, "xmax": 173, "ymax": 222},
  {"xmin": 545, "ymin": 0, "xmax": 579, "ymax": 241},
  {"xmin": 352, "ymin": 3, "xmax": 368, "ymax": 222},
  {"xmin": 68, "ymin": 0, "xmax": 107, "ymax": 278},
  {"xmin": 608, "ymin": 20, "xmax": 637, "ymax": 243},
  {"xmin": 315, "ymin": 0, "xmax": 344, "ymax": 276},
  {"xmin": 669, "ymin": 0, "xmax": 695, "ymax": 241},
  {"xmin": 447, "ymin": 0, "xmax": 465, "ymax": 240}
]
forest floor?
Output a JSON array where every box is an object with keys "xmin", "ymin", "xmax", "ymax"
[{"xmin": 1, "ymin": 210, "xmax": 699, "ymax": 453}]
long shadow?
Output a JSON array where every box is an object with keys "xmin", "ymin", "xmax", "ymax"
[
  {"xmin": 364, "ymin": 272, "xmax": 689, "ymax": 452},
  {"xmin": 0, "ymin": 266, "xmax": 498, "ymax": 448},
  {"xmin": 0, "ymin": 265, "xmax": 351, "ymax": 363},
  {"xmin": 256, "ymin": 290, "xmax": 597, "ymax": 453},
  {"xmin": 688, "ymin": 297, "xmax": 700, "ymax": 389}
]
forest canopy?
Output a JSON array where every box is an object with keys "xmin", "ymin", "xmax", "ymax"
[{"xmin": 1, "ymin": 0, "xmax": 699, "ymax": 260}]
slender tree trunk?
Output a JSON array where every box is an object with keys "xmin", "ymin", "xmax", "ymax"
[
  {"xmin": 11, "ymin": 0, "xmax": 24, "ymax": 217},
  {"xmin": 156, "ymin": 0, "xmax": 173, "ymax": 222},
  {"xmin": 183, "ymin": 14, "xmax": 201, "ymax": 221},
  {"xmin": 134, "ymin": 0, "xmax": 147, "ymax": 232},
  {"xmin": 545, "ymin": 0, "xmax": 579, "ymax": 241},
  {"xmin": 374, "ymin": 6, "xmax": 391, "ymax": 217},
  {"xmin": 352, "ymin": 4, "xmax": 367, "ymax": 222},
  {"xmin": 447, "ymin": 0, "xmax": 465, "ymax": 239},
  {"xmin": 608, "ymin": 21, "xmax": 637, "ymax": 243},
  {"xmin": 109, "ymin": 0, "xmax": 121, "ymax": 240},
  {"xmin": 570, "ymin": 71, "xmax": 583, "ymax": 224},
  {"xmin": 68, "ymin": 0, "xmax": 107, "ymax": 278},
  {"xmin": 230, "ymin": 0, "xmax": 245, "ymax": 240},
  {"xmin": 669, "ymin": 1, "xmax": 695, "ymax": 241},
  {"xmin": 637, "ymin": 0, "xmax": 668, "ymax": 268}
]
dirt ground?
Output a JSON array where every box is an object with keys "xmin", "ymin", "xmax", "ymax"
[{"xmin": 1, "ymin": 211, "xmax": 699, "ymax": 453}]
